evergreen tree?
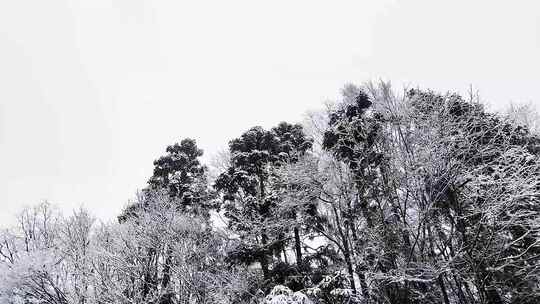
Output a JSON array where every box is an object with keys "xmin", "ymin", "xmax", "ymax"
[
  {"xmin": 214, "ymin": 126, "xmax": 280, "ymax": 280},
  {"xmin": 119, "ymin": 138, "xmax": 214, "ymax": 222}
]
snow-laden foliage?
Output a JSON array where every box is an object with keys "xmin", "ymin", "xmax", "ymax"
[
  {"xmin": 2, "ymin": 82, "xmax": 539, "ymax": 304},
  {"xmin": 263, "ymin": 285, "xmax": 312, "ymax": 304}
]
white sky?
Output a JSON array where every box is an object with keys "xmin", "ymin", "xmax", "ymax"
[{"xmin": 1, "ymin": 0, "xmax": 539, "ymax": 225}]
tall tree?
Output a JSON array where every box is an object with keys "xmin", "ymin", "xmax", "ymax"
[
  {"xmin": 271, "ymin": 122, "xmax": 313, "ymax": 270},
  {"xmin": 214, "ymin": 126, "xmax": 280, "ymax": 280},
  {"xmin": 120, "ymin": 138, "xmax": 213, "ymax": 222},
  {"xmin": 321, "ymin": 85, "xmax": 385, "ymax": 299},
  {"xmin": 215, "ymin": 123, "xmax": 313, "ymax": 284},
  {"xmin": 148, "ymin": 138, "xmax": 214, "ymax": 217},
  {"xmin": 116, "ymin": 139, "xmax": 216, "ymax": 304}
]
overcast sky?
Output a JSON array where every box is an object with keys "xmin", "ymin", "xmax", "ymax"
[{"xmin": 1, "ymin": 0, "xmax": 539, "ymax": 225}]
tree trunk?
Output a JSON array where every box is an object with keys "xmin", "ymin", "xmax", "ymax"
[
  {"xmin": 260, "ymin": 232, "xmax": 270, "ymax": 279},
  {"xmin": 258, "ymin": 173, "xmax": 271, "ymax": 280},
  {"xmin": 142, "ymin": 248, "xmax": 155, "ymax": 299},
  {"xmin": 162, "ymin": 247, "xmax": 172, "ymax": 289},
  {"xmin": 340, "ymin": 230, "xmax": 357, "ymax": 294},
  {"xmin": 332, "ymin": 206, "xmax": 357, "ymax": 294},
  {"xmin": 484, "ymin": 283, "xmax": 503, "ymax": 304},
  {"xmin": 449, "ymin": 274, "xmax": 468, "ymax": 304},
  {"xmin": 344, "ymin": 250, "xmax": 357, "ymax": 295},
  {"xmin": 358, "ymin": 270, "xmax": 369, "ymax": 300},
  {"xmin": 438, "ymin": 275, "xmax": 451, "ymax": 304},
  {"xmin": 294, "ymin": 226, "xmax": 302, "ymax": 268},
  {"xmin": 161, "ymin": 246, "xmax": 174, "ymax": 304}
]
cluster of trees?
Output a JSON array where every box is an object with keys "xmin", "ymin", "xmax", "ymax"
[{"xmin": 1, "ymin": 82, "xmax": 539, "ymax": 304}]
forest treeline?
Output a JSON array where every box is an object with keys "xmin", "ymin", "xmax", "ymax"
[{"xmin": 1, "ymin": 83, "xmax": 539, "ymax": 304}]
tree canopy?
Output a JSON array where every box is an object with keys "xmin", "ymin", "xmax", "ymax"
[{"xmin": 1, "ymin": 82, "xmax": 539, "ymax": 304}]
